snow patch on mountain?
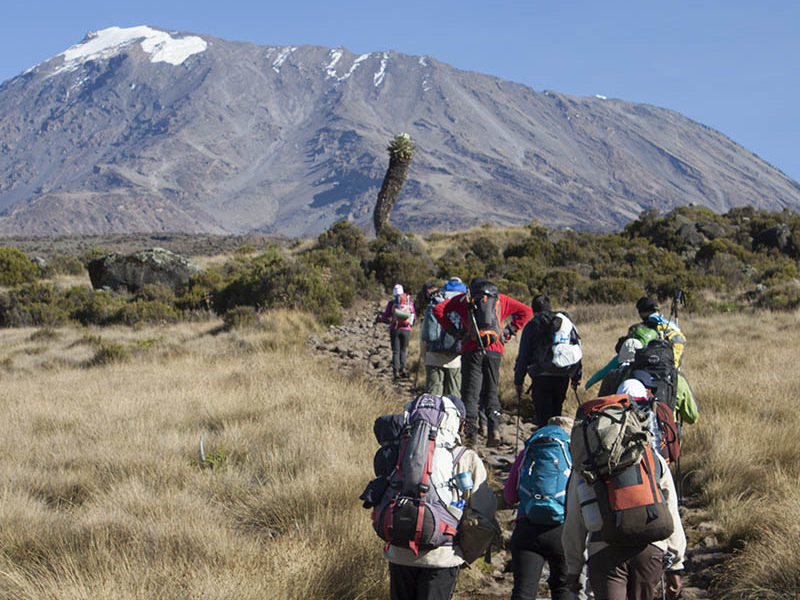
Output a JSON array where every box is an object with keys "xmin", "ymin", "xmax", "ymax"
[
  {"xmin": 272, "ymin": 47, "xmax": 297, "ymax": 73},
  {"xmin": 53, "ymin": 26, "xmax": 206, "ymax": 75},
  {"xmin": 374, "ymin": 52, "xmax": 389, "ymax": 87}
]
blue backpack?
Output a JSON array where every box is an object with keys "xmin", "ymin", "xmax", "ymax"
[{"xmin": 518, "ymin": 425, "xmax": 572, "ymax": 524}]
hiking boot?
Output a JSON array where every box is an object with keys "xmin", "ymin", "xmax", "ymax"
[
  {"xmin": 392, "ymin": 369, "xmax": 398, "ymax": 381},
  {"xmin": 486, "ymin": 432, "xmax": 503, "ymax": 448}
]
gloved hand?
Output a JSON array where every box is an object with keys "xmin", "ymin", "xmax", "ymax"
[
  {"xmin": 571, "ymin": 378, "xmax": 580, "ymax": 391},
  {"xmin": 502, "ymin": 324, "xmax": 517, "ymax": 341}
]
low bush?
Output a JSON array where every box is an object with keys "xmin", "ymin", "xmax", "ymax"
[{"xmin": 0, "ymin": 246, "xmax": 39, "ymax": 286}]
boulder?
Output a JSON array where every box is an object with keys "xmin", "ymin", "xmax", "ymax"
[
  {"xmin": 753, "ymin": 224, "xmax": 792, "ymax": 253},
  {"xmin": 87, "ymin": 248, "xmax": 201, "ymax": 294}
]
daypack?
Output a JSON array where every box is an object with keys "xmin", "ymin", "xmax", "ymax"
[
  {"xmin": 578, "ymin": 445, "xmax": 674, "ymax": 547},
  {"xmin": 372, "ymin": 394, "xmax": 466, "ymax": 554},
  {"xmin": 393, "ymin": 293, "xmax": 414, "ymax": 327},
  {"xmin": 467, "ymin": 280, "xmax": 502, "ymax": 348},
  {"xmin": 421, "ymin": 290, "xmax": 460, "ymax": 354},
  {"xmin": 570, "ymin": 394, "xmax": 652, "ymax": 483},
  {"xmin": 632, "ymin": 339, "xmax": 678, "ymax": 412},
  {"xmin": 517, "ymin": 425, "xmax": 572, "ymax": 524},
  {"xmin": 551, "ymin": 312, "xmax": 582, "ymax": 370}
]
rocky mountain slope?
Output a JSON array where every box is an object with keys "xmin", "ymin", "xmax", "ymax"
[{"xmin": 1, "ymin": 25, "xmax": 798, "ymax": 237}]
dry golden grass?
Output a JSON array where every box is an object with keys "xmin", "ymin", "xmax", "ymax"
[
  {"xmin": 1, "ymin": 304, "xmax": 799, "ymax": 599},
  {"xmin": 0, "ymin": 311, "xmax": 395, "ymax": 600}
]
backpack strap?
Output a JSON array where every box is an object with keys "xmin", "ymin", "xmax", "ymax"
[{"xmin": 409, "ymin": 427, "xmax": 438, "ymax": 555}]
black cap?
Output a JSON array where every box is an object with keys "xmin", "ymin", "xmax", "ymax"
[
  {"xmin": 531, "ymin": 294, "xmax": 551, "ymax": 313},
  {"xmin": 631, "ymin": 369, "xmax": 656, "ymax": 389},
  {"xmin": 636, "ymin": 296, "xmax": 659, "ymax": 315}
]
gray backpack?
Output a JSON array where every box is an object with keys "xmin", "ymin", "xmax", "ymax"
[{"xmin": 372, "ymin": 394, "xmax": 466, "ymax": 554}]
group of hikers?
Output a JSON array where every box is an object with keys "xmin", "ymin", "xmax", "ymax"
[{"xmin": 364, "ymin": 277, "xmax": 699, "ymax": 600}]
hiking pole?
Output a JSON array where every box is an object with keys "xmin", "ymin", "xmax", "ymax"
[
  {"xmin": 514, "ymin": 388, "xmax": 522, "ymax": 456},
  {"xmin": 669, "ymin": 289, "xmax": 685, "ymax": 325},
  {"xmin": 676, "ymin": 413, "xmax": 684, "ymax": 504}
]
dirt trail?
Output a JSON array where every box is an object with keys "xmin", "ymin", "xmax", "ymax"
[{"xmin": 310, "ymin": 300, "xmax": 727, "ymax": 599}]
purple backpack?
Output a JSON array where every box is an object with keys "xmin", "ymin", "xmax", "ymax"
[{"xmin": 372, "ymin": 394, "xmax": 466, "ymax": 554}]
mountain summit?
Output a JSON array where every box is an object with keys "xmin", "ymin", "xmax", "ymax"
[{"xmin": 0, "ymin": 25, "xmax": 798, "ymax": 236}]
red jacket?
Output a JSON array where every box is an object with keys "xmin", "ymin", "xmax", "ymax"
[{"xmin": 433, "ymin": 293, "xmax": 532, "ymax": 355}]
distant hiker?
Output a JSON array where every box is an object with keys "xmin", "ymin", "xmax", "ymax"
[
  {"xmin": 420, "ymin": 277, "xmax": 468, "ymax": 396},
  {"xmin": 584, "ymin": 324, "xmax": 656, "ymax": 392},
  {"xmin": 376, "ymin": 284, "xmax": 416, "ymax": 380},
  {"xmin": 363, "ymin": 394, "xmax": 498, "ymax": 600},
  {"xmin": 433, "ymin": 277, "xmax": 532, "ymax": 447},
  {"xmin": 634, "ymin": 296, "xmax": 686, "ymax": 368},
  {"xmin": 504, "ymin": 416, "xmax": 577, "ymax": 600},
  {"xmin": 514, "ymin": 295, "xmax": 582, "ymax": 427},
  {"xmin": 563, "ymin": 394, "xmax": 686, "ymax": 600}
]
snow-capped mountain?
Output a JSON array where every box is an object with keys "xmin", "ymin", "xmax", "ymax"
[{"xmin": 0, "ymin": 25, "xmax": 798, "ymax": 236}]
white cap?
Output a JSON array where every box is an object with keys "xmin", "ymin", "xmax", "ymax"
[
  {"xmin": 448, "ymin": 276, "xmax": 462, "ymax": 283},
  {"xmin": 393, "ymin": 284, "xmax": 404, "ymax": 296},
  {"xmin": 617, "ymin": 379, "xmax": 648, "ymax": 399}
]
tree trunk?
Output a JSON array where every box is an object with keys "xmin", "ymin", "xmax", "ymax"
[{"xmin": 373, "ymin": 155, "xmax": 411, "ymax": 236}]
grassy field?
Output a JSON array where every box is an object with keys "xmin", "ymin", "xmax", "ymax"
[{"xmin": 0, "ymin": 306, "xmax": 798, "ymax": 599}]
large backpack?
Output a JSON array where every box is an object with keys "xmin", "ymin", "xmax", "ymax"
[
  {"xmin": 372, "ymin": 394, "xmax": 466, "ymax": 554},
  {"xmin": 570, "ymin": 394, "xmax": 652, "ymax": 483},
  {"xmin": 393, "ymin": 293, "xmax": 414, "ymax": 327},
  {"xmin": 467, "ymin": 280, "xmax": 502, "ymax": 348},
  {"xmin": 421, "ymin": 290, "xmax": 460, "ymax": 354},
  {"xmin": 517, "ymin": 425, "xmax": 572, "ymax": 524},
  {"xmin": 578, "ymin": 445, "xmax": 674, "ymax": 547},
  {"xmin": 632, "ymin": 339, "xmax": 678, "ymax": 412}
]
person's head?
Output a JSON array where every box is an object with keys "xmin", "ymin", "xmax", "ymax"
[
  {"xmin": 448, "ymin": 276, "xmax": 462, "ymax": 285},
  {"xmin": 420, "ymin": 281, "xmax": 437, "ymax": 299},
  {"xmin": 392, "ymin": 283, "xmax": 404, "ymax": 297},
  {"xmin": 547, "ymin": 415, "xmax": 574, "ymax": 434},
  {"xmin": 616, "ymin": 378, "xmax": 649, "ymax": 400},
  {"xmin": 630, "ymin": 369, "xmax": 657, "ymax": 392},
  {"xmin": 531, "ymin": 294, "xmax": 551, "ymax": 314},
  {"xmin": 636, "ymin": 296, "xmax": 660, "ymax": 320}
]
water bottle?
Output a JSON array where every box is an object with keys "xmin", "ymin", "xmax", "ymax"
[
  {"xmin": 453, "ymin": 470, "xmax": 473, "ymax": 492},
  {"xmin": 576, "ymin": 478, "xmax": 603, "ymax": 532},
  {"xmin": 447, "ymin": 498, "xmax": 465, "ymax": 520}
]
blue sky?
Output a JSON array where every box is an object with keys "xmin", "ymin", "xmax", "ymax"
[{"xmin": 3, "ymin": 1, "xmax": 799, "ymax": 182}]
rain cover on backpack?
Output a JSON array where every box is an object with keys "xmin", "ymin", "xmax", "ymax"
[
  {"xmin": 551, "ymin": 312, "xmax": 582, "ymax": 370},
  {"xmin": 372, "ymin": 394, "xmax": 466, "ymax": 554},
  {"xmin": 570, "ymin": 395, "xmax": 652, "ymax": 483},
  {"xmin": 518, "ymin": 425, "xmax": 572, "ymax": 524}
]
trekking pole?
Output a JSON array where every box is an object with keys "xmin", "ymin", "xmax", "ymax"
[
  {"xmin": 514, "ymin": 388, "xmax": 522, "ymax": 456},
  {"xmin": 669, "ymin": 289, "xmax": 685, "ymax": 325},
  {"xmin": 676, "ymin": 413, "xmax": 684, "ymax": 504}
]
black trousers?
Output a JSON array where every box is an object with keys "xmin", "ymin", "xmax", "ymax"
[
  {"xmin": 389, "ymin": 563, "xmax": 461, "ymax": 600},
  {"xmin": 510, "ymin": 519, "xmax": 574, "ymax": 600},
  {"xmin": 390, "ymin": 328, "xmax": 411, "ymax": 372},
  {"xmin": 460, "ymin": 350, "xmax": 502, "ymax": 435},
  {"xmin": 531, "ymin": 375, "xmax": 570, "ymax": 427}
]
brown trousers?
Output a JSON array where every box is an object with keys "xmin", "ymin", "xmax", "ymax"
[{"xmin": 587, "ymin": 544, "xmax": 664, "ymax": 600}]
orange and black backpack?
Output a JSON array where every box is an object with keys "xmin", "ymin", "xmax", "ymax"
[{"xmin": 467, "ymin": 279, "xmax": 502, "ymax": 348}]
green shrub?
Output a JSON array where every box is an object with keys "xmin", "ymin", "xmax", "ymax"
[
  {"xmin": 222, "ymin": 306, "xmax": 259, "ymax": 330},
  {"xmin": 176, "ymin": 268, "xmax": 223, "ymax": 311},
  {"xmin": 367, "ymin": 228, "xmax": 436, "ymax": 294},
  {"xmin": 583, "ymin": 277, "xmax": 643, "ymax": 304},
  {"xmin": 39, "ymin": 254, "xmax": 85, "ymax": 278},
  {"xmin": 316, "ymin": 220, "xmax": 368, "ymax": 257},
  {"xmin": 0, "ymin": 247, "xmax": 39, "ymax": 286},
  {"xmin": 112, "ymin": 299, "xmax": 180, "ymax": 326},
  {"xmin": 62, "ymin": 287, "xmax": 125, "ymax": 326},
  {"xmin": 88, "ymin": 342, "xmax": 130, "ymax": 367}
]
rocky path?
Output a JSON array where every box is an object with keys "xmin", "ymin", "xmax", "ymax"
[{"xmin": 309, "ymin": 300, "xmax": 728, "ymax": 599}]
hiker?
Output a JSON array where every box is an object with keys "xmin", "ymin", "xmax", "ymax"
[
  {"xmin": 504, "ymin": 416, "xmax": 577, "ymax": 600},
  {"xmin": 584, "ymin": 324, "xmax": 657, "ymax": 392},
  {"xmin": 634, "ymin": 296, "xmax": 686, "ymax": 368},
  {"xmin": 563, "ymin": 395, "xmax": 687, "ymax": 600},
  {"xmin": 420, "ymin": 277, "xmax": 468, "ymax": 396},
  {"xmin": 366, "ymin": 394, "xmax": 498, "ymax": 600},
  {"xmin": 376, "ymin": 283, "xmax": 416, "ymax": 380},
  {"xmin": 433, "ymin": 277, "xmax": 532, "ymax": 447},
  {"xmin": 514, "ymin": 295, "xmax": 582, "ymax": 427}
]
